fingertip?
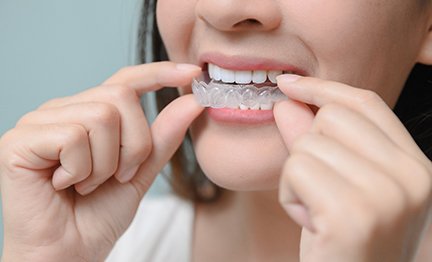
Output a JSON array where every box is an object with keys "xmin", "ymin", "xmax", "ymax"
[
  {"xmin": 281, "ymin": 203, "xmax": 316, "ymax": 233},
  {"xmin": 158, "ymin": 66, "xmax": 202, "ymax": 88},
  {"xmin": 276, "ymin": 74, "xmax": 303, "ymax": 92},
  {"xmin": 116, "ymin": 165, "xmax": 140, "ymax": 184},
  {"xmin": 276, "ymin": 74, "xmax": 302, "ymax": 84},
  {"xmin": 52, "ymin": 166, "xmax": 74, "ymax": 191},
  {"xmin": 172, "ymin": 94, "xmax": 205, "ymax": 117},
  {"xmin": 175, "ymin": 63, "xmax": 203, "ymax": 81},
  {"xmin": 75, "ymin": 184, "xmax": 98, "ymax": 196}
]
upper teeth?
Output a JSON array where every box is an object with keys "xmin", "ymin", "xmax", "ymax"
[{"xmin": 208, "ymin": 63, "xmax": 290, "ymax": 84}]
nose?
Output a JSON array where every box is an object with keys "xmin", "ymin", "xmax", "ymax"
[{"xmin": 196, "ymin": 0, "xmax": 282, "ymax": 32}]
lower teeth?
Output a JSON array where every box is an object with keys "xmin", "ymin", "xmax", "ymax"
[{"xmin": 192, "ymin": 77, "xmax": 287, "ymax": 110}]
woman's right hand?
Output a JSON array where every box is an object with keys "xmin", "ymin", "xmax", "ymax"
[{"xmin": 0, "ymin": 62, "xmax": 203, "ymax": 262}]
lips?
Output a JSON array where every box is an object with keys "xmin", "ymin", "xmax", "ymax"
[
  {"xmin": 199, "ymin": 52, "xmax": 308, "ymax": 76},
  {"xmin": 195, "ymin": 52, "xmax": 308, "ymax": 125}
]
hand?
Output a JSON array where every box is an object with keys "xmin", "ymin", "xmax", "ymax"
[
  {"xmin": 274, "ymin": 75, "xmax": 432, "ymax": 262},
  {"xmin": 0, "ymin": 62, "xmax": 203, "ymax": 261}
]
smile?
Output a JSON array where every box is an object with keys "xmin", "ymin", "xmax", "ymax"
[
  {"xmin": 208, "ymin": 63, "xmax": 294, "ymax": 85},
  {"xmin": 192, "ymin": 63, "xmax": 291, "ymax": 110}
]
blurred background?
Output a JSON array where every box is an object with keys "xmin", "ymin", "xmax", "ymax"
[
  {"xmin": 0, "ymin": 0, "xmax": 171, "ymax": 255},
  {"xmin": 0, "ymin": 0, "xmax": 142, "ymax": 135}
]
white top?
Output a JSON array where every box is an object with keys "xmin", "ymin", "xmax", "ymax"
[{"xmin": 105, "ymin": 194, "xmax": 194, "ymax": 262}]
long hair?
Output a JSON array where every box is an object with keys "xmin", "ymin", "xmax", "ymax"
[
  {"xmin": 138, "ymin": 0, "xmax": 432, "ymax": 201},
  {"xmin": 139, "ymin": 0, "xmax": 221, "ymax": 202},
  {"xmin": 394, "ymin": 63, "xmax": 432, "ymax": 157}
]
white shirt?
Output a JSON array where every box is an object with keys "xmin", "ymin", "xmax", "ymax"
[{"xmin": 106, "ymin": 194, "xmax": 194, "ymax": 262}]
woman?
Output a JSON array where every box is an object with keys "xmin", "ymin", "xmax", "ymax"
[{"xmin": 1, "ymin": 0, "xmax": 432, "ymax": 261}]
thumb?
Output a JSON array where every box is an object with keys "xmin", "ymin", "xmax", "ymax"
[
  {"xmin": 131, "ymin": 94, "xmax": 204, "ymax": 195},
  {"xmin": 273, "ymin": 99, "xmax": 314, "ymax": 150}
]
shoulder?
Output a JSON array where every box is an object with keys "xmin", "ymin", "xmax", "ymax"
[{"xmin": 106, "ymin": 193, "xmax": 194, "ymax": 262}]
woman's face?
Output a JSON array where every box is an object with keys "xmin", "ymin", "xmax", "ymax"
[{"xmin": 156, "ymin": 0, "xmax": 431, "ymax": 191}]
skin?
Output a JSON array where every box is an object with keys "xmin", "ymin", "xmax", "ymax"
[
  {"xmin": 0, "ymin": 63, "xmax": 204, "ymax": 261},
  {"xmin": 157, "ymin": 1, "xmax": 432, "ymax": 261},
  {"xmin": 0, "ymin": 1, "xmax": 432, "ymax": 262}
]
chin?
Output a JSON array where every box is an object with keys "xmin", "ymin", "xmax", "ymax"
[
  {"xmin": 191, "ymin": 115, "xmax": 288, "ymax": 191},
  {"xmin": 197, "ymin": 157, "xmax": 285, "ymax": 191}
]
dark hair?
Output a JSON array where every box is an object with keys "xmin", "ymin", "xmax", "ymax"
[
  {"xmin": 139, "ymin": 0, "xmax": 222, "ymax": 202},
  {"xmin": 138, "ymin": 0, "xmax": 432, "ymax": 201},
  {"xmin": 394, "ymin": 64, "xmax": 432, "ymax": 157}
]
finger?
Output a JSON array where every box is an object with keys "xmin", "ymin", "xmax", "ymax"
[
  {"xmin": 103, "ymin": 62, "xmax": 202, "ymax": 95},
  {"xmin": 130, "ymin": 94, "xmax": 204, "ymax": 192},
  {"xmin": 38, "ymin": 62, "xmax": 201, "ymax": 110},
  {"xmin": 273, "ymin": 99, "xmax": 315, "ymax": 149},
  {"xmin": 67, "ymin": 85, "xmax": 152, "ymax": 182},
  {"xmin": 309, "ymin": 103, "xmax": 432, "ymax": 201},
  {"xmin": 276, "ymin": 75, "xmax": 424, "ymax": 159},
  {"xmin": 2, "ymin": 124, "xmax": 92, "ymax": 190},
  {"xmin": 279, "ymin": 152, "xmax": 356, "ymax": 232},
  {"xmin": 310, "ymin": 104, "xmax": 403, "ymax": 172},
  {"xmin": 288, "ymin": 136, "xmax": 422, "ymax": 259},
  {"xmin": 37, "ymin": 62, "xmax": 202, "ymax": 181},
  {"xmin": 290, "ymin": 133, "xmax": 409, "ymax": 203},
  {"xmin": 17, "ymin": 103, "xmax": 121, "ymax": 194}
]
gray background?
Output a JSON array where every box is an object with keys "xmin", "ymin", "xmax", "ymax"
[
  {"xmin": 0, "ymin": 0, "xmax": 170, "ymax": 255},
  {"xmin": 0, "ymin": 0, "xmax": 141, "ymax": 136}
]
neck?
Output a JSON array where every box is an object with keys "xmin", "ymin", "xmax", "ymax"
[{"xmin": 193, "ymin": 190, "xmax": 301, "ymax": 262}]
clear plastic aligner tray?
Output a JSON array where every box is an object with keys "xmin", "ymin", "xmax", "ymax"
[{"xmin": 192, "ymin": 76, "xmax": 287, "ymax": 110}]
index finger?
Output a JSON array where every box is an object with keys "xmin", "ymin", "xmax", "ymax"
[
  {"xmin": 38, "ymin": 62, "xmax": 202, "ymax": 110},
  {"xmin": 276, "ymin": 75, "xmax": 425, "ymax": 159},
  {"xmin": 103, "ymin": 62, "xmax": 202, "ymax": 95}
]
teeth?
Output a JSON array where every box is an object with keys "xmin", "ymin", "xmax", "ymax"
[
  {"xmin": 268, "ymin": 70, "xmax": 283, "ymax": 84},
  {"xmin": 208, "ymin": 63, "xmax": 286, "ymax": 84},
  {"xmin": 252, "ymin": 70, "xmax": 267, "ymax": 84},
  {"xmin": 235, "ymin": 71, "xmax": 252, "ymax": 84},
  {"xmin": 250, "ymin": 104, "xmax": 261, "ymax": 110},
  {"xmin": 238, "ymin": 103, "xmax": 272, "ymax": 110},
  {"xmin": 239, "ymin": 104, "xmax": 249, "ymax": 110},
  {"xmin": 208, "ymin": 63, "xmax": 214, "ymax": 79},
  {"xmin": 260, "ymin": 102, "xmax": 274, "ymax": 110},
  {"xmin": 212, "ymin": 64, "xmax": 222, "ymax": 81},
  {"xmin": 220, "ymin": 68, "xmax": 235, "ymax": 83}
]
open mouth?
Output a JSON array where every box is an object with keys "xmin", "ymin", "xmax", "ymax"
[{"xmin": 192, "ymin": 63, "xmax": 293, "ymax": 110}]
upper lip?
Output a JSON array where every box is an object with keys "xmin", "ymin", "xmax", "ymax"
[{"xmin": 198, "ymin": 52, "xmax": 309, "ymax": 76}]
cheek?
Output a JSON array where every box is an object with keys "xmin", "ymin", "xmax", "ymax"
[
  {"xmin": 288, "ymin": 1, "xmax": 420, "ymax": 104},
  {"xmin": 156, "ymin": 0, "xmax": 196, "ymax": 61},
  {"xmin": 290, "ymin": 2, "xmax": 378, "ymax": 68}
]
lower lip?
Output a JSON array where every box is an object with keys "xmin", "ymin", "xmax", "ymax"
[{"xmin": 207, "ymin": 108, "xmax": 275, "ymax": 124}]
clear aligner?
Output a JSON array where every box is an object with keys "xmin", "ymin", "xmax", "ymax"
[{"xmin": 192, "ymin": 77, "xmax": 287, "ymax": 110}]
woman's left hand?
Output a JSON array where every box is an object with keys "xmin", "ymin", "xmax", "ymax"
[{"xmin": 274, "ymin": 75, "xmax": 432, "ymax": 262}]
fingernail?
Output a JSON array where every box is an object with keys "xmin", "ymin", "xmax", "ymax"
[
  {"xmin": 176, "ymin": 63, "xmax": 201, "ymax": 71},
  {"xmin": 79, "ymin": 184, "xmax": 98, "ymax": 196},
  {"xmin": 117, "ymin": 166, "xmax": 140, "ymax": 184},
  {"xmin": 277, "ymin": 74, "xmax": 302, "ymax": 83}
]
